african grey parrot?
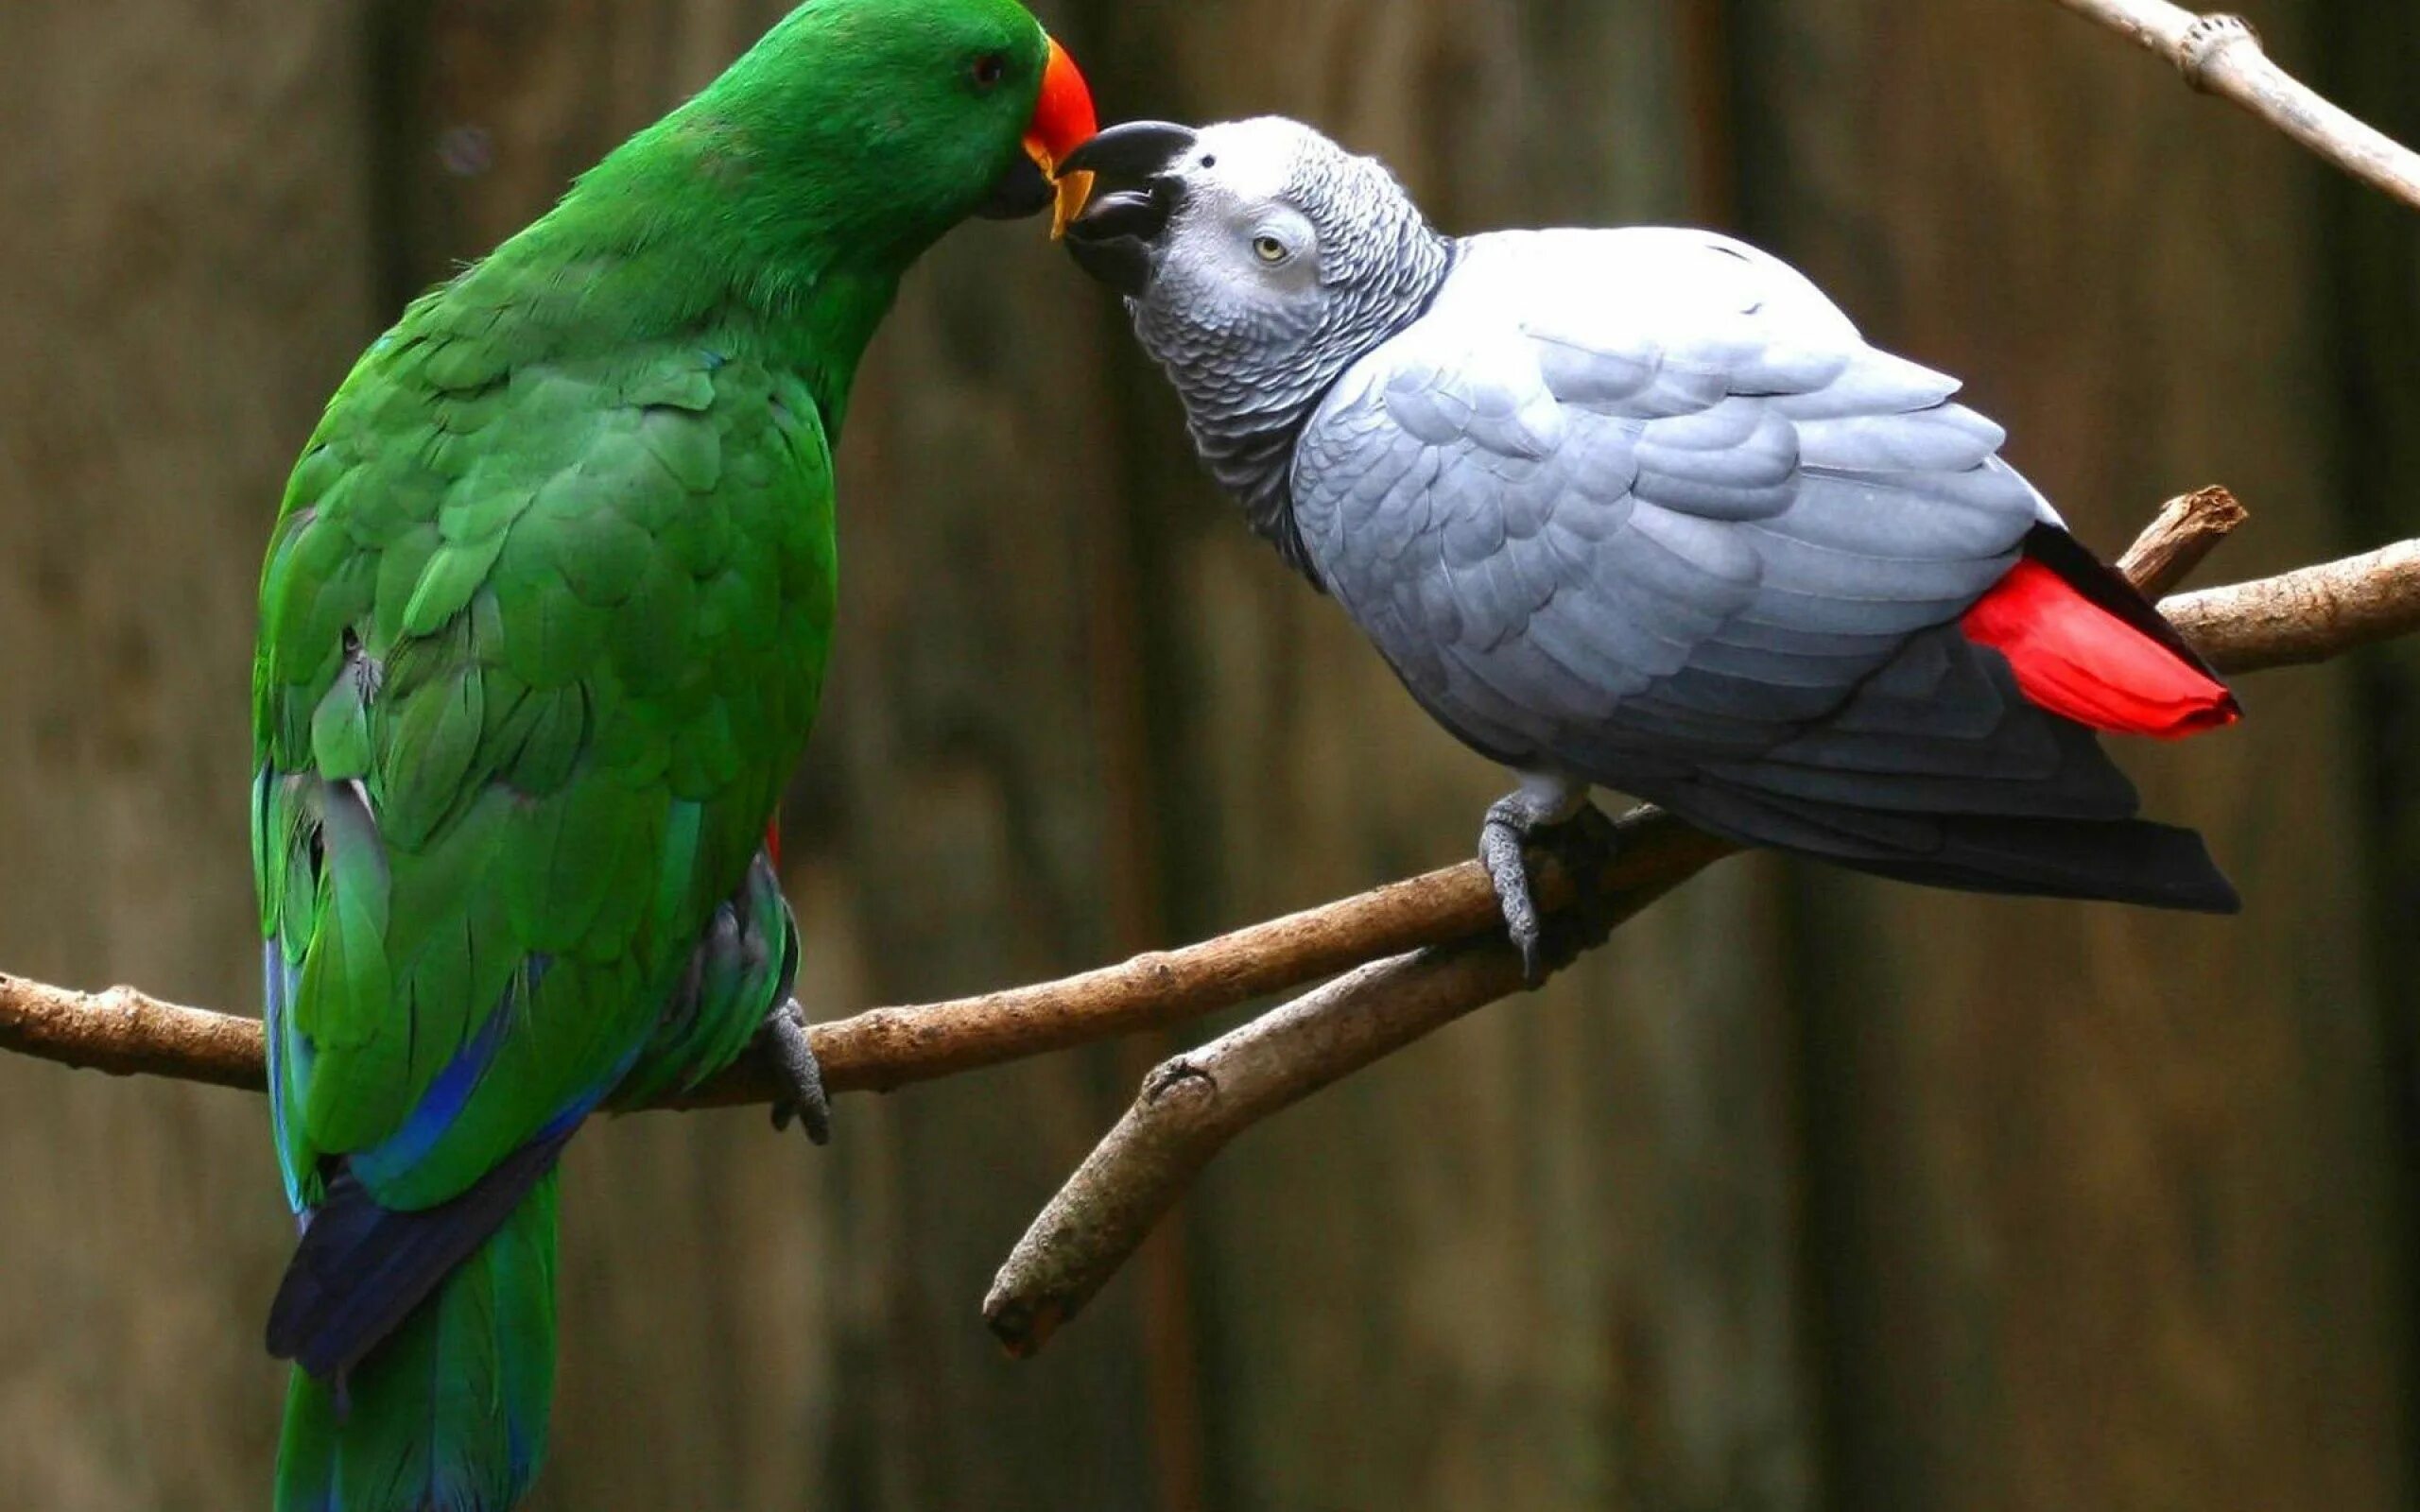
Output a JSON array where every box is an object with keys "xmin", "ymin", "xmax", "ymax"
[{"xmin": 1059, "ymin": 116, "xmax": 2239, "ymax": 976}]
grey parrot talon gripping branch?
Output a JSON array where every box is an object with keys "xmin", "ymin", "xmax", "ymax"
[{"xmin": 1478, "ymin": 793, "xmax": 1627, "ymax": 988}]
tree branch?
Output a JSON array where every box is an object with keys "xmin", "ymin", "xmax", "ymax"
[
  {"xmin": 2114, "ymin": 484, "xmax": 2248, "ymax": 593},
  {"xmin": 14, "ymin": 485, "xmax": 2420, "ymax": 1132},
  {"xmin": 5, "ymin": 488, "xmax": 2416, "ymax": 1350},
  {"xmin": 977, "ymin": 489, "xmax": 2415, "ymax": 1356},
  {"xmin": 0, "ymin": 804, "xmax": 1729, "ymax": 1105},
  {"xmin": 4, "ymin": 481, "xmax": 2418, "ymax": 1353},
  {"xmin": 2048, "ymin": 0, "xmax": 2420, "ymax": 214},
  {"xmin": 36, "ymin": 501, "xmax": 2309, "ymax": 1111},
  {"xmin": 981, "ymin": 877, "xmax": 1700, "ymax": 1356},
  {"xmin": 2158, "ymin": 537, "xmax": 2420, "ymax": 673},
  {"xmin": 0, "ymin": 978, "xmax": 266, "ymax": 1092}
]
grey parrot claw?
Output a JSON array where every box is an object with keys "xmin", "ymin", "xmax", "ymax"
[
  {"xmin": 1479, "ymin": 799, "xmax": 1549, "ymax": 984},
  {"xmin": 760, "ymin": 999, "xmax": 831, "ymax": 1145},
  {"xmin": 1478, "ymin": 795, "xmax": 1622, "ymax": 988}
]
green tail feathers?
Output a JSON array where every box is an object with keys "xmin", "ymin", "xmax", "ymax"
[{"xmin": 275, "ymin": 1176, "xmax": 560, "ymax": 1512}]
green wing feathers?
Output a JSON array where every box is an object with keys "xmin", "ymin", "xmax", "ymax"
[
  {"xmin": 256, "ymin": 318, "xmax": 838, "ymax": 1207},
  {"xmin": 252, "ymin": 302, "xmax": 838, "ymax": 1510}
]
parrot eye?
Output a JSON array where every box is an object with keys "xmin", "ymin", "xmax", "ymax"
[
  {"xmin": 970, "ymin": 52, "xmax": 1008, "ymax": 89},
  {"xmin": 1252, "ymin": 234, "xmax": 1291, "ymax": 265}
]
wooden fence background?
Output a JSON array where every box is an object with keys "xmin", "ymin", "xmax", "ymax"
[{"xmin": 0, "ymin": 0, "xmax": 2411, "ymax": 1507}]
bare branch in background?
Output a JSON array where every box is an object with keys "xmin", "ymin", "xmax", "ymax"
[{"xmin": 2048, "ymin": 0, "xmax": 2420, "ymax": 213}]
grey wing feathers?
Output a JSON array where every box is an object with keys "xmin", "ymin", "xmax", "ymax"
[
  {"xmin": 1290, "ymin": 227, "xmax": 2235, "ymax": 909},
  {"xmin": 1293, "ymin": 227, "xmax": 2037, "ymax": 769}
]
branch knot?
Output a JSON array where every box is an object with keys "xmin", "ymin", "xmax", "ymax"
[
  {"xmin": 2175, "ymin": 13, "xmax": 2259, "ymax": 93},
  {"xmin": 1141, "ymin": 1058, "xmax": 1217, "ymax": 1108}
]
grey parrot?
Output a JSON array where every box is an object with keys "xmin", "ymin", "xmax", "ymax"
[{"xmin": 1060, "ymin": 116, "xmax": 2240, "ymax": 977}]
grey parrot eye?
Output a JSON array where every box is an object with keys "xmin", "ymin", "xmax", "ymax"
[{"xmin": 1252, "ymin": 234, "xmax": 1291, "ymax": 265}]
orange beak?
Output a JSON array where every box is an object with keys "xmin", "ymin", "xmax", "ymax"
[{"xmin": 1023, "ymin": 35, "xmax": 1098, "ymax": 238}]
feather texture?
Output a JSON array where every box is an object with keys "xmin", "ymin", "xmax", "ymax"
[
  {"xmin": 1960, "ymin": 528, "xmax": 2239, "ymax": 738},
  {"xmin": 241, "ymin": 4, "xmax": 1046, "ymax": 1488},
  {"xmin": 274, "ymin": 1174, "xmax": 560, "ymax": 1512},
  {"xmin": 255, "ymin": 316, "xmax": 834, "ymax": 1508},
  {"xmin": 1286, "ymin": 225, "xmax": 2238, "ymax": 909},
  {"xmin": 253, "ymin": 52, "xmax": 1086, "ymax": 1512}
]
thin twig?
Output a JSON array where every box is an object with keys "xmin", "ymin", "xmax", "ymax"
[
  {"xmin": 979, "ymin": 490, "xmax": 2292, "ymax": 1353},
  {"xmin": 2048, "ymin": 0, "xmax": 2420, "ymax": 214},
  {"xmin": 2115, "ymin": 485, "xmax": 2249, "ymax": 595}
]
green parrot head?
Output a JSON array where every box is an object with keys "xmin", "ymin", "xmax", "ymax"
[{"xmin": 634, "ymin": 0, "xmax": 1100, "ymax": 272}]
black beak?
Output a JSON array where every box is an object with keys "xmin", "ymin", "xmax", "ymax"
[
  {"xmin": 1064, "ymin": 180, "xmax": 1185, "ymax": 296},
  {"xmin": 1056, "ymin": 120, "xmax": 1201, "ymax": 181},
  {"xmin": 977, "ymin": 153, "xmax": 1055, "ymax": 220},
  {"xmin": 1060, "ymin": 122, "xmax": 1201, "ymax": 296}
]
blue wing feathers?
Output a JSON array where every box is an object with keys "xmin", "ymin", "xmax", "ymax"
[
  {"xmin": 268, "ymin": 1120, "xmax": 578, "ymax": 1383},
  {"xmin": 346, "ymin": 967, "xmax": 537, "ymax": 1194}
]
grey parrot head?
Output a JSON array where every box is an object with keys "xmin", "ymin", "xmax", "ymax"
[{"xmin": 1060, "ymin": 116, "xmax": 1452, "ymax": 573}]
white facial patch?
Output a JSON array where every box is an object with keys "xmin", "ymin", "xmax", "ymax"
[{"xmin": 1186, "ymin": 117, "xmax": 1335, "ymax": 208}]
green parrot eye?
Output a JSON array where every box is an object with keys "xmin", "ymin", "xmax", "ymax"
[
  {"xmin": 1253, "ymin": 234, "xmax": 1290, "ymax": 265},
  {"xmin": 971, "ymin": 51, "xmax": 1008, "ymax": 88}
]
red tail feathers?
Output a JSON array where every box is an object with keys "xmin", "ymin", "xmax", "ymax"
[{"xmin": 1962, "ymin": 558, "xmax": 2238, "ymax": 739}]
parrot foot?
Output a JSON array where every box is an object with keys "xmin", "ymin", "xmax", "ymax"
[
  {"xmin": 759, "ymin": 999, "xmax": 832, "ymax": 1145},
  {"xmin": 1478, "ymin": 789, "xmax": 1621, "ymax": 987}
]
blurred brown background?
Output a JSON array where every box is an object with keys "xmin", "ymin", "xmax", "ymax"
[{"xmin": 2, "ymin": 0, "xmax": 2415, "ymax": 1507}]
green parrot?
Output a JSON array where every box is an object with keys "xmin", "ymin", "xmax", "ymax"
[{"xmin": 249, "ymin": 3, "xmax": 1098, "ymax": 1506}]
